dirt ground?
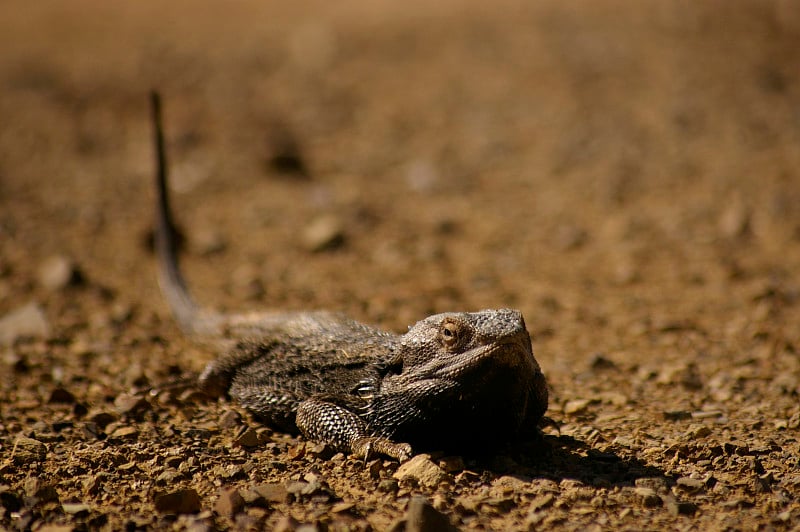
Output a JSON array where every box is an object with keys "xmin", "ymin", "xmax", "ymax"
[{"xmin": 1, "ymin": 1, "xmax": 800, "ymax": 530}]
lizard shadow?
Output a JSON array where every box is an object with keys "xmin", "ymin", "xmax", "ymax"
[{"xmin": 458, "ymin": 432, "xmax": 671, "ymax": 489}]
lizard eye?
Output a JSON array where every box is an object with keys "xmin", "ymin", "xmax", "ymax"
[{"xmin": 439, "ymin": 320, "xmax": 461, "ymax": 348}]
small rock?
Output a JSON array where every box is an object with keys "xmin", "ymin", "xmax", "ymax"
[
  {"xmin": 563, "ymin": 399, "xmax": 591, "ymax": 415},
  {"xmin": 306, "ymin": 442, "xmax": 334, "ymax": 460},
  {"xmin": 331, "ymin": 502, "xmax": 354, "ymax": 513},
  {"xmin": 553, "ymin": 224, "xmax": 588, "ymax": 251},
  {"xmin": 108, "ymin": 426, "xmax": 138, "ymax": 442},
  {"xmin": 404, "ymin": 496, "xmax": 459, "ymax": 532},
  {"xmin": 719, "ymin": 199, "xmax": 751, "ymax": 239},
  {"xmin": 393, "ymin": 454, "xmax": 450, "ymax": 488},
  {"xmin": 0, "ymin": 488, "xmax": 22, "ymax": 512},
  {"xmin": 250, "ymin": 483, "xmax": 289, "ymax": 504},
  {"xmin": 62, "ymin": 502, "xmax": 91, "ymax": 515},
  {"xmin": 89, "ymin": 412, "xmax": 117, "ymax": 428},
  {"xmin": 589, "ymin": 354, "xmax": 618, "ymax": 371},
  {"xmin": 12, "ymin": 436, "xmax": 47, "ymax": 464},
  {"xmin": 215, "ymin": 487, "xmax": 244, "ymax": 517},
  {"xmin": 218, "ymin": 410, "xmax": 242, "ymax": 429},
  {"xmin": 154, "ymin": 488, "xmax": 202, "ymax": 514},
  {"xmin": 634, "ymin": 487, "xmax": 662, "ymax": 507},
  {"xmin": 686, "ymin": 424, "xmax": 712, "ymax": 439},
  {"xmin": 302, "ymin": 216, "xmax": 344, "ymax": 252},
  {"xmin": 529, "ymin": 493, "xmax": 555, "ymax": 512},
  {"xmin": 192, "ymin": 228, "xmax": 227, "ymax": 256},
  {"xmin": 234, "ymin": 428, "xmax": 261, "ymax": 448},
  {"xmin": 48, "ymin": 387, "xmax": 76, "ymax": 404},
  {"xmin": 0, "ymin": 302, "xmax": 49, "ymax": 345},
  {"xmin": 676, "ymin": 477, "xmax": 705, "ymax": 491},
  {"xmin": 38, "ymin": 255, "xmax": 83, "ymax": 290},
  {"xmin": 273, "ymin": 515, "xmax": 301, "ymax": 532},
  {"xmin": 667, "ymin": 499, "xmax": 698, "ymax": 516},
  {"xmin": 24, "ymin": 477, "xmax": 59, "ymax": 503},
  {"xmin": 663, "ymin": 410, "xmax": 692, "ymax": 421},
  {"xmin": 114, "ymin": 394, "xmax": 151, "ymax": 417}
]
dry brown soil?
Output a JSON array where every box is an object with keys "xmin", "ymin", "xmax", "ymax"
[{"xmin": 1, "ymin": 1, "xmax": 800, "ymax": 530}]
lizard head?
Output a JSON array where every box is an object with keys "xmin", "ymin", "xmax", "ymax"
[
  {"xmin": 371, "ymin": 308, "xmax": 548, "ymax": 452},
  {"xmin": 396, "ymin": 308, "xmax": 540, "ymax": 378}
]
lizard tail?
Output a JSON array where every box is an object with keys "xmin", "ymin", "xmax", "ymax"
[{"xmin": 150, "ymin": 91, "xmax": 218, "ymax": 336}]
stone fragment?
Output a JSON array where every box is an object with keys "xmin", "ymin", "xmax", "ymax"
[
  {"xmin": 302, "ymin": 215, "xmax": 345, "ymax": 252},
  {"xmin": 234, "ymin": 428, "xmax": 260, "ymax": 448},
  {"xmin": 192, "ymin": 228, "xmax": 227, "ymax": 256},
  {"xmin": 404, "ymin": 496, "xmax": 459, "ymax": 532},
  {"xmin": 48, "ymin": 387, "xmax": 76, "ymax": 404},
  {"xmin": 393, "ymin": 454, "xmax": 450, "ymax": 488},
  {"xmin": 250, "ymin": 483, "xmax": 289, "ymax": 504},
  {"xmin": 154, "ymin": 488, "xmax": 202, "ymax": 514},
  {"xmin": 218, "ymin": 410, "xmax": 242, "ymax": 429},
  {"xmin": 62, "ymin": 502, "xmax": 91, "ymax": 515},
  {"xmin": 0, "ymin": 302, "xmax": 49, "ymax": 345},
  {"xmin": 633, "ymin": 487, "xmax": 662, "ymax": 507},
  {"xmin": 11, "ymin": 436, "xmax": 47, "ymax": 464},
  {"xmin": 667, "ymin": 499, "xmax": 698, "ymax": 516},
  {"xmin": 529, "ymin": 493, "xmax": 555, "ymax": 512},
  {"xmin": 114, "ymin": 394, "xmax": 151, "ymax": 416},
  {"xmin": 676, "ymin": 477, "xmax": 705, "ymax": 491},
  {"xmin": 108, "ymin": 426, "xmax": 138, "ymax": 442},
  {"xmin": 215, "ymin": 487, "xmax": 244, "ymax": 517},
  {"xmin": 38, "ymin": 255, "xmax": 83, "ymax": 290},
  {"xmin": 563, "ymin": 399, "xmax": 591, "ymax": 415}
]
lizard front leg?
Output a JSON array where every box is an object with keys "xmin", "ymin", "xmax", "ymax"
[{"xmin": 296, "ymin": 397, "xmax": 412, "ymax": 461}]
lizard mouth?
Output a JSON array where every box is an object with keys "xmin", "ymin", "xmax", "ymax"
[{"xmin": 427, "ymin": 335, "xmax": 535, "ymax": 381}]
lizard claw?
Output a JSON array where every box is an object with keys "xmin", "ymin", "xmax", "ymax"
[{"xmin": 353, "ymin": 437, "xmax": 413, "ymax": 462}]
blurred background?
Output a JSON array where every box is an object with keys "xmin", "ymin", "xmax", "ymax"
[{"xmin": 1, "ymin": 0, "xmax": 798, "ymax": 385}]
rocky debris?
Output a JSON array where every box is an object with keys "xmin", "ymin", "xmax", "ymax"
[
  {"xmin": 37, "ymin": 255, "xmax": 83, "ymax": 291},
  {"xmin": 48, "ymin": 387, "xmax": 76, "ymax": 404},
  {"xmin": 302, "ymin": 216, "xmax": 345, "ymax": 252},
  {"xmin": 191, "ymin": 228, "xmax": 227, "ymax": 256},
  {"xmin": 392, "ymin": 496, "xmax": 459, "ymax": 532},
  {"xmin": 0, "ymin": 302, "xmax": 49, "ymax": 345},
  {"xmin": 11, "ymin": 436, "xmax": 47, "ymax": 465},
  {"xmin": 393, "ymin": 454, "xmax": 450, "ymax": 489},
  {"xmin": 113, "ymin": 393, "xmax": 151, "ymax": 417},
  {"xmin": 154, "ymin": 488, "xmax": 202, "ymax": 514},
  {"xmin": 214, "ymin": 487, "xmax": 244, "ymax": 517},
  {"xmin": 218, "ymin": 409, "xmax": 242, "ymax": 429},
  {"xmin": 234, "ymin": 427, "xmax": 261, "ymax": 448}
]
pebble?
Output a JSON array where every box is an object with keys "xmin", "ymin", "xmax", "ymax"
[
  {"xmin": 11, "ymin": 436, "xmax": 47, "ymax": 465},
  {"xmin": 676, "ymin": 477, "xmax": 705, "ymax": 491},
  {"xmin": 403, "ymin": 496, "xmax": 459, "ymax": 532},
  {"xmin": 633, "ymin": 487, "xmax": 662, "ymax": 507},
  {"xmin": 114, "ymin": 394, "xmax": 151, "ymax": 417},
  {"xmin": 218, "ymin": 410, "xmax": 242, "ymax": 429},
  {"xmin": 48, "ymin": 387, "xmax": 76, "ymax": 404},
  {"xmin": 0, "ymin": 302, "xmax": 49, "ymax": 345},
  {"xmin": 302, "ymin": 215, "xmax": 345, "ymax": 252},
  {"xmin": 234, "ymin": 428, "xmax": 261, "ymax": 448},
  {"xmin": 154, "ymin": 488, "xmax": 202, "ymax": 514},
  {"xmin": 666, "ymin": 499, "xmax": 698, "ymax": 516},
  {"xmin": 563, "ymin": 399, "xmax": 591, "ymax": 415},
  {"xmin": 108, "ymin": 426, "xmax": 138, "ymax": 442},
  {"xmin": 214, "ymin": 487, "xmax": 244, "ymax": 517},
  {"xmin": 249, "ymin": 483, "xmax": 289, "ymax": 504},
  {"xmin": 393, "ymin": 454, "xmax": 450, "ymax": 488},
  {"xmin": 62, "ymin": 502, "xmax": 91, "ymax": 515},
  {"xmin": 38, "ymin": 255, "xmax": 83, "ymax": 290},
  {"xmin": 191, "ymin": 228, "xmax": 227, "ymax": 256}
]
